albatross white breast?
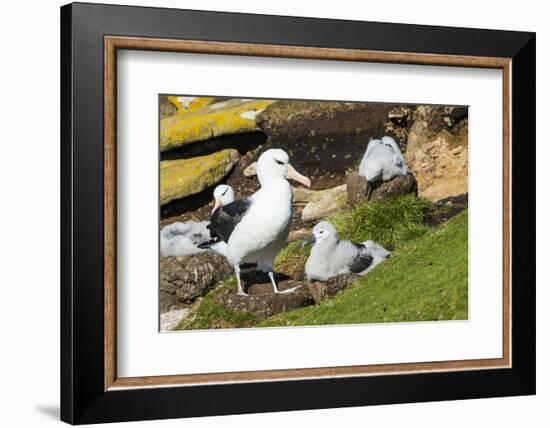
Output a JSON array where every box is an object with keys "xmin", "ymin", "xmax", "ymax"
[{"xmin": 206, "ymin": 149, "xmax": 311, "ymax": 296}]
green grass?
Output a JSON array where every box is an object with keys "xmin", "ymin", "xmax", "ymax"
[
  {"xmin": 273, "ymin": 240, "xmax": 311, "ymax": 279},
  {"xmin": 261, "ymin": 210, "xmax": 468, "ymax": 327},
  {"xmin": 331, "ymin": 194, "xmax": 431, "ymax": 250}
]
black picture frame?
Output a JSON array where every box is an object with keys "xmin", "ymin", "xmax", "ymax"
[{"xmin": 61, "ymin": 2, "xmax": 535, "ymax": 424}]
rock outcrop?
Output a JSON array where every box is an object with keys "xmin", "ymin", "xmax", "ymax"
[
  {"xmin": 160, "ymin": 149, "xmax": 240, "ymax": 205},
  {"xmin": 166, "ymin": 96, "xmax": 224, "ymax": 116},
  {"xmin": 299, "ymin": 185, "xmax": 348, "ymax": 222},
  {"xmin": 384, "ymin": 106, "xmax": 414, "ymax": 149},
  {"xmin": 160, "ymin": 252, "xmax": 233, "ymax": 303},
  {"xmin": 423, "ymin": 193, "xmax": 468, "ymax": 227},
  {"xmin": 346, "ymin": 173, "xmax": 418, "ymax": 208},
  {"xmin": 160, "ymin": 308, "xmax": 190, "ymax": 331},
  {"xmin": 216, "ymin": 278, "xmax": 314, "ymax": 318},
  {"xmin": 160, "ymin": 99, "xmax": 275, "ymax": 151},
  {"xmin": 307, "ymin": 274, "xmax": 360, "ymax": 304},
  {"xmin": 160, "ymin": 95, "xmax": 178, "ymax": 119},
  {"xmin": 292, "ymin": 184, "xmax": 343, "ymax": 204},
  {"xmin": 404, "ymin": 106, "xmax": 468, "ymax": 201},
  {"xmin": 243, "ymin": 161, "xmax": 257, "ymax": 177}
]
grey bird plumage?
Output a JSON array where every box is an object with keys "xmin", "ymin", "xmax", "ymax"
[
  {"xmin": 303, "ymin": 221, "xmax": 390, "ymax": 281},
  {"xmin": 358, "ymin": 136, "xmax": 409, "ymax": 199}
]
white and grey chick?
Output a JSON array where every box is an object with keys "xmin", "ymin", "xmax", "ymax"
[
  {"xmin": 302, "ymin": 221, "xmax": 390, "ymax": 281},
  {"xmin": 358, "ymin": 136, "xmax": 409, "ymax": 199}
]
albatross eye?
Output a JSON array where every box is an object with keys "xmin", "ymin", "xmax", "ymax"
[
  {"xmin": 274, "ymin": 159, "xmax": 284, "ymax": 165},
  {"xmin": 221, "ymin": 188, "xmax": 228, "ymax": 196}
]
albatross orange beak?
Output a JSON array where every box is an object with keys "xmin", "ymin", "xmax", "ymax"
[
  {"xmin": 287, "ymin": 164, "xmax": 311, "ymax": 188},
  {"xmin": 211, "ymin": 198, "xmax": 222, "ymax": 214}
]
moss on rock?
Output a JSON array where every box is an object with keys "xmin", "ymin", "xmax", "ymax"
[
  {"xmin": 166, "ymin": 96, "xmax": 223, "ymax": 115},
  {"xmin": 160, "ymin": 99, "xmax": 275, "ymax": 151},
  {"xmin": 160, "ymin": 149, "xmax": 240, "ymax": 205}
]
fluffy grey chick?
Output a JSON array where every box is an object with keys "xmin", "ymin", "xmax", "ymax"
[
  {"xmin": 358, "ymin": 136, "xmax": 409, "ymax": 199},
  {"xmin": 302, "ymin": 221, "xmax": 390, "ymax": 281}
]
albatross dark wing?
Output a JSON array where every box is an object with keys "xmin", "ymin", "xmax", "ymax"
[
  {"xmin": 348, "ymin": 243, "xmax": 374, "ymax": 273},
  {"xmin": 207, "ymin": 197, "xmax": 252, "ymax": 243}
]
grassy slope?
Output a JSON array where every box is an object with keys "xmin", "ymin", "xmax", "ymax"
[
  {"xmin": 177, "ymin": 196, "xmax": 468, "ymax": 330},
  {"xmin": 262, "ymin": 210, "xmax": 468, "ymax": 327}
]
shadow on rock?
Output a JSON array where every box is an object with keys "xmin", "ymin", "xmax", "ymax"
[
  {"xmin": 423, "ymin": 193, "xmax": 468, "ymax": 227},
  {"xmin": 346, "ymin": 173, "xmax": 418, "ymax": 209},
  {"xmin": 215, "ymin": 272, "xmax": 363, "ymax": 318}
]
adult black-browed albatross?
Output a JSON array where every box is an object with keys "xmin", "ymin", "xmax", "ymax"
[
  {"xmin": 202, "ymin": 149, "xmax": 311, "ymax": 296},
  {"xmin": 302, "ymin": 221, "xmax": 390, "ymax": 281},
  {"xmin": 358, "ymin": 136, "xmax": 409, "ymax": 199}
]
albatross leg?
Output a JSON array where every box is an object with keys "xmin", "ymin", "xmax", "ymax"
[
  {"xmin": 267, "ymin": 271, "xmax": 279, "ymax": 293},
  {"xmin": 268, "ymin": 271, "xmax": 301, "ymax": 294},
  {"xmin": 366, "ymin": 180, "xmax": 374, "ymax": 201},
  {"xmin": 234, "ymin": 264, "xmax": 247, "ymax": 296}
]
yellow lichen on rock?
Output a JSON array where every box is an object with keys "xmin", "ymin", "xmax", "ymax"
[
  {"xmin": 160, "ymin": 99, "xmax": 275, "ymax": 151},
  {"xmin": 160, "ymin": 149, "xmax": 240, "ymax": 205},
  {"xmin": 166, "ymin": 96, "xmax": 222, "ymax": 115}
]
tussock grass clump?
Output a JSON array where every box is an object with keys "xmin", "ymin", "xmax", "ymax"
[
  {"xmin": 274, "ymin": 241, "xmax": 310, "ymax": 279},
  {"xmin": 330, "ymin": 194, "xmax": 431, "ymax": 250}
]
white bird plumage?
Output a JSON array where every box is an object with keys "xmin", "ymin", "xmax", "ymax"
[
  {"xmin": 358, "ymin": 136, "xmax": 409, "ymax": 198},
  {"xmin": 208, "ymin": 148, "xmax": 311, "ymax": 296},
  {"xmin": 304, "ymin": 221, "xmax": 390, "ymax": 281}
]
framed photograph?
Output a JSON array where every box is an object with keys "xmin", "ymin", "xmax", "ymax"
[{"xmin": 61, "ymin": 2, "xmax": 535, "ymax": 424}]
